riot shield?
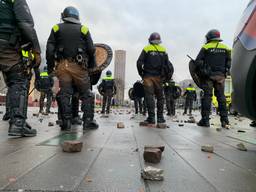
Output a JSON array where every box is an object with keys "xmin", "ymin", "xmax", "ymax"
[{"xmin": 189, "ymin": 60, "xmax": 204, "ymax": 89}]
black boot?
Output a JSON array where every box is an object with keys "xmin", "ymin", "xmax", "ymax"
[
  {"xmin": 61, "ymin": 118, "xmax": 71, "ymax": 131},
  {"xmin": 197, "ymin": 118, "xmax": 210, "ymax": 127},
  {"xmin": 250, "ymin": 121, "xmax": 256, "ymax": 127},
  {"xmin": 221, "ymin": 119, "xmax": 230, "ymax": 129},
  {"xmin": 72, "ymin": 116, "xmax": 82, "ymax": 125},
  {"xmin": 83, "ymin": 118, "xmax": 99, "ymax": 130},
  {"xmin": 3, "ymin": 112, "xmax": 10, "ymax": 121},
  {"xmin": 157, "ymin": 116, "xmax": 166, "ymax": 124},
  {"xmin": 9, "ymin": 118, "xmax": 37, "ymax": 137}
]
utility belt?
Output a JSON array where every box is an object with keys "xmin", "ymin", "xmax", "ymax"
[{"xmin": 55, "ymin": 48, "xmax": 88, "ymax": 68}]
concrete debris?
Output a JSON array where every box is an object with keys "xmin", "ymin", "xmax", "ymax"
[
  {"xmin": 139, "ymin": 122, "xmax": 155, "ymax": 127},
  {"xmin": 187, "ymin": 116, "xmax": 196, "ymax": 123},
  {"xmin": 33, "ymin": 113, "xmax": 39, "ymax": 117},
  {"xmin": 141, "ymin": 166, "xmax": 164, "ymax": 181},
  {"xmin": 0, "ymin": 111, "xmax": 3, "ymax": 114},
  {"xmin": 201, "ymin": 145, "xmax": 214, "ymax": 153},
  {"xmin": 178, "ymin": 124, "xmax": 184, "ymax": 127},
  {"xmin": 117, "ymin": 122, "xmax": 125, "ymax": 129},
  {"xmin": 237, "ymin": 143, "xmax": 247, "ymax": 151},
  {"xmin": 143, "ymin": 148, "xmax": 162, "ymax": 164},
  {"xmin": 62, "ymin": 141, "xmax": 83, "ymax": 153},
  {"xmin": 144, "ymin": 145, "xmax": 165, "ymax": 152},
  {"xmin": 237, "ymin": 130, "xmax": 246, "ymax": 133},
  {"xmin": 156, "ymin": 123, "xmax": 167, "ymax": 129},
  {"xmin": 48, "ymin": 122, "xmax": 54, "ymax": 127},
  {"xmin": 216, "ymin": 128, "xmax": 222, "ymax": 132},
  {"xmin": 100, "ymin": 115, "xmax": 109, "ymax": 118}
]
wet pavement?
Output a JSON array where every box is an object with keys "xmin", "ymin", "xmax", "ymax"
[{"xmin": 0, "ymin": 106, "xmax": 256, "ymax": 192}]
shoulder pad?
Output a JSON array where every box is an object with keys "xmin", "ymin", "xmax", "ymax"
[
  {"xmin": 81, "ymin": 25, "xmax": 89, "ymax": 35},
  {"xmin": 52, "ymin": 24, "xmax": 59, "ymax": 33}
]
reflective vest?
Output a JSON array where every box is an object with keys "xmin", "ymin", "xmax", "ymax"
[{"xmin": 40, "ymin": 71, "xmax": 49, "ymax": 78}]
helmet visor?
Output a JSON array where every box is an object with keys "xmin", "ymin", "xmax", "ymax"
[{"xmin": 235, "ymin": 0, "xmax": 256, "ymax": 50}]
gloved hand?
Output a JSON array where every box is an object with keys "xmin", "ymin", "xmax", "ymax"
[{"xmin": 33, "ymin": 51, "xmax": 41, "ymax": 68}]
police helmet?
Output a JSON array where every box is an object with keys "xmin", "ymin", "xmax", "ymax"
[
  {"xmin": 149, "ymin": 32, "xmax": 162, "ymax": 44},
  {"xmin": 61, "ymin": 6, "xmax": 80, "ymax": 24},
  {"xmin": 205, "ymin": 29, "xmax": 222, "ymax": 42},
  {"xmin": 106, "ymin": 70, "xmax": 112, "ymax": 76}
]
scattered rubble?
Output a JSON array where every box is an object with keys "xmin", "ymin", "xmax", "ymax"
[
  {"xmin": 144, "ymin": 145, "xmax": 165, "ymax": 152},
  {"xmin": 141, "ymin": 166, "xmax": 164, "ymax": 181},
  {"xmin": 178, "ymin": 124, "xmax": 184, "ymax": 127},
  {"xmin": 201, "ymin": 145, "xmax": 214, "ymax": 153},
  {"xmin": 33, "ymin": 113, "xmax": 39, "ymax": 117},
  {"xmin": 237, "ymin": 143, "xmax": 247, "ymax": 151},
  {"xmin": 139, "ymin": 122, "xmax": 155, "ymax": 127},
  {"xmin": 143, "ymin": 148, "xmax": 162, "ymax": 164},
  {"xmin": 48, "ymin": 122, "xmax": 54, "ymax": 127},
  {"xmin": 237, "ymin": 130, "xmax": 246, "ymax": 133},
  {"xmin": 156, "ymin": 123, "xmax": 167, "ymax": 129},
  {"xmin": 216, "ymin": 128, "xmax": 222, "ymax": 132},
  {"xmin": 117, "ymin": 122, "xmax": 125, "ymax": 129},
  {"xmin": 62, "ymin": 141, "xmax": 83, "ymax": 153}
]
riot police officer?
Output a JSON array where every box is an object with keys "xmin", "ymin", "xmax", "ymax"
[
  {"xmin": 38, "ymin": 67, "xmax": 54, "ymax": 114},
  {"xmin": 99, "ymin": 70, "xmax": 116, "ymax": 114},
  {"xmin": 137, "ymin": 32, "xmax": 174, "ymax": 125},
  {"xmin": 46, "ymin": 6, "xmax": 98, "ymax": 130},
  {"xmin": 196, "ymin": 29, "xmax": 231, "ymax": 128},
  {"xmin": 163, "ymin": 80, "xmax": 180, "ymax": 116},
  {"xmin": 133, "ymin": 80, "xmax": 145, "ymax": 115},
  {"xmin": 0, "ymin": 0, "xmax": 41, "ymax": 136},
  {"xmin": 183, "ymin": 84, "xmax": 197, "ymax": 115}
]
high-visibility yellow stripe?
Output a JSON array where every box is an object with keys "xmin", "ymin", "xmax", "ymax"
[
  {"xmin": 186, "ymin": 87, "xmax": 196, "ymax": 91},
  {"xmin": 203, "ymin": 41, "xmax": 231, "ymax": 51},
  {"xmin": 81, "ymin": 25, "xmax": 89, "ymax": 35},
  {"xmin": 102, "ymin": 76, "xmax": 114, "ymax": 80},
  {"xmin": 143, "ymin": 44, "xmax": 166, "ymax": 53},
  {"xmin": 53, "ymin": 25, "xmax": 59, "ymax": 33},
  {"xmin": 40, "ymin": 72, "xmax": 49, "ymax": 77}
]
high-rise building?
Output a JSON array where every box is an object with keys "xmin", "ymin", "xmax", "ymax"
[{"xmin": 114, "ymin": 50, "xmax": 126, "ymax": 105}]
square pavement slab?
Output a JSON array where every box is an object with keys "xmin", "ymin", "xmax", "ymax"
[{"xmin": 0, "ymin": 107, "xmax": 255, "ymax": 191}]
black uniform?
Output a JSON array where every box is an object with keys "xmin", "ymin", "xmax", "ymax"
[
  {"xmin": 99, "ymin": 75, "xmax": 116, "ymax": 114},
  {"xmin": 137, "ymin": 44, "xmax": 173, "ymax": 124},
  {"xmin": 46, "ymin": 21, "xmax": 97, "ymax": 130},
  {"xmin": 0, "ymin": 0, "xmax": 41, "ymax": 136},
  {"xmin": 163, "ymin": 81, "xmax": 179, "ymax": 116},
  {"xmin": 38, "ymin": 71, "xmax": 54, "ymax": 114},
  {"xmin": 183, "ymin": 86, "xmax": 197, "ymax": 115},
  {"xmin": 132, "ymin": 81, "xmax": 145, "ymax": 115},
  {"xmin": 196, "ymin": 41, "xmax": 231, "ymax": 125}
]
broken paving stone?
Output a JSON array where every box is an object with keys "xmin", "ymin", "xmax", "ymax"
[
  {"xmin": 133, "ymin": 148, "xmax": 139, "ymax": 152},
  {"xmin": 85, "ymin": 176, "xmax": 93, "ymax": 182},
  {"xmin": 33, "ymin": 113, "xmax": 39, "ymax": 117},
  {"xmin": 237, "ymin": 143, "xmax": 247, "ymax": 151},
  {"xmin": 143, "ymin": 148, "xmax": 162, "ymax": 164},
  {"xmin": 117, "ymin": 122, "xmax": 125, "ymax": 129},
  {"xmin": 178, "ymin": 124, "xmax": 184, "ymax": 127},
  {"xmin": 216, "ymin": 128, "xmax": 222, "ymax": 132},
  {"xmin": 141, "ymin": 166, "xmax": 164, "ymax": 181},
  {"xmin": 62, "ymin": 141, "xmax": 83, "ymax": 153},
  {"xmin": 201, "ymin": 145, "xmax": 214, "ymax": 153},
  {"xmin": 48, "ymin": 122, "xmax": 54, "ymax": 127},
  {"xmin": 144, "ymin": 145, "xmax": 165, "ymax": 152},
  {"xmin": 238, "ymin": 130, "xmax": 246, "ymax": 133},
  {"xmin": 156, "ymin": 123, "xmax": 167, "ymax": 129},
  {"xmin": 139, "ymin": 122, "xmax": 155, "ymax": 127}
]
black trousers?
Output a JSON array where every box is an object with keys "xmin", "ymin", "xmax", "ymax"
[
  {"xmin": 39, "ymin": 90, "xmax": 53, "ymax": 113},
  {"xmin": 0, "ymin": 40, "xmax": 29, "ymax": 124},
  {"xmin": 56, "ymin": 60, "xmax": 94, "ymax": 121},
  {"xmin": 201, "ymin": 75, "xmax": 228, "ymax": 122}
]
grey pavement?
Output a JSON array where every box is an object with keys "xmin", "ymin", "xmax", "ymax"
[{"xmin": 0, "ymin": 106, "xmax": 255, "ymax": 192}]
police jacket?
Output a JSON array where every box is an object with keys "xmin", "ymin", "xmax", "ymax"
[
  {"xmin": 46, "ymin": 22, "xmax": 95, "ymax": 72},
  {"xmin": 0, "ymin": 0, "xmax": 40, "ymax": 53},
  {"xmin": 101, "ymin": 75, "xmax": 116, "ymax": 93},
  {"xmin": 133, "ymin": 81, "xmax": 145, "ymax": 98},
  {"xmin": 38, "ymin": 71, "xmax": 54, "ymax": 91},
  {"xmin": 196, "ymin": 41, "xmax": 231, "ymax": 76},
  {"xmin": 184, "ymin": 87, "xmax": 197, "ymax": 101},
  {"xmin": 137, "ymin": 44, "xmax": 172, "ymax": 77},
  {"xmin": 163, "ymin": 82, "xmax": 177, "ymax": 96}
]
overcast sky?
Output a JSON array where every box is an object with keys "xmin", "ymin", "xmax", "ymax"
[{"xmin": 27, "ymin": 0, "xmax": 249, "ymax": 89}]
